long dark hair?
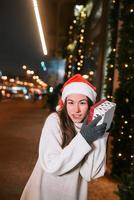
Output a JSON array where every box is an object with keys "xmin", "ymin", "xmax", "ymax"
[{"xmin": 58, "ymin": 98, "xmax": 93, "ymax": 148}]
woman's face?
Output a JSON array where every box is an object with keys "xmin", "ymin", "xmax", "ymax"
[{"xmin": 66, "ymin": 93, "xmax": 89, "ymax": 123}]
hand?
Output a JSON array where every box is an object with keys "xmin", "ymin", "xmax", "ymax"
[{"xmin": 80, "ymin": 115, "xmax": 107, "ymax": 145}]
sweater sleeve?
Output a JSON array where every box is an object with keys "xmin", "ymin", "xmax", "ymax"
[
  {"xmin": 39, "ymin": 113, "xmax": 92, "ymax": 176},
  {"xmin": 80, "ymin": 133, "xmax": 109, "ymax": 182}
]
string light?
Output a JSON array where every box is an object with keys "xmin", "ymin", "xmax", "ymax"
[
  {"xmin": 68, "ymin": 65, "xmax": 72, "ymax": 69},
  {"xmin": 125, "ymin": 98, "xmax": 129, "ymax": 103},
  {"xmin": 89, "ymin": 71, "xmax": 94, "ymax": 75},
  {"xmin": 91, "ymin": 42, "xmax": 94, "ymax": 45},
  {"xmin": 124, "ymin": 64, "xmax": 128, "ymax": 68},
  {"xmin": 81, "ymin": 29, "xmax": 84, "ymax": 33},
  {"xmin": 69, "ymin": 25, "xmax": 73, "ymax": 30}
]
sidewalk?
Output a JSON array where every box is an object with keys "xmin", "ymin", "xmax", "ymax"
[{"xmin": 88, "ymin": 175, "xmax": 119, "ymax": 200}]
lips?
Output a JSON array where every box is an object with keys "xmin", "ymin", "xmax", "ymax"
[{"xmin": 72, "ymin": 114, "xmax": 81, "ymax": 119}]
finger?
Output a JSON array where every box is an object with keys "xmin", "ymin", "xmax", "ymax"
[
  {"xmin": 96, "ymin": 122, "xmax": 107, "ymax": 129},
  {"xmin": 89, "ymin": 115, "xmax": 102, "ymax": 127}
]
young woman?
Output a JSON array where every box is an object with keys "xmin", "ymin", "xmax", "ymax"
[{"xmin": 20, "ymin": 74, "xmax": 108, "ymax": 200}]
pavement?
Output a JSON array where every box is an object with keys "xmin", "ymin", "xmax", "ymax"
[{"xmin": 0, "ymin": 100, "xmax": 119, "ymax": 200}]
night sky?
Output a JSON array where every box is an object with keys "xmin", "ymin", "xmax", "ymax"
[{"xmin": 0, "ymin": 0, "xmax": 45, "ymax": 77}]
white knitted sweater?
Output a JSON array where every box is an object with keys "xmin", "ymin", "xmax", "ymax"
[{"xmin": 20, "ymin": 112, "xmax": 108, "ymax": 200}]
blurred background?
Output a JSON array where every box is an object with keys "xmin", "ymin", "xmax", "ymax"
[{"xmin": 0, "ymin": 0, "xmax": 133, "ymax": 200}]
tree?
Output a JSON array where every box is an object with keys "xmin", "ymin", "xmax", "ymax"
[
  {"xmin": 105, "ymin": 0, "xmax": 134, "ymax": 176},
  {"xmin": 116, "ymin": 167, "xmax": 134, "ymax": 200}
]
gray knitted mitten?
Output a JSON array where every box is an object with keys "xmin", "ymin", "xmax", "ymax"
[{"xmin": 80, "ymin": 115, "xmax": 107, "ymax": 145}]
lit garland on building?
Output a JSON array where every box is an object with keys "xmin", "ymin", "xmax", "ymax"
[
  {"xmin": 65, "ymin": 5, "xmax": 87, "ymax": 79},
  {"xmin": 105, "ymin": 0, "xmax": 134, "ymax": 176}
]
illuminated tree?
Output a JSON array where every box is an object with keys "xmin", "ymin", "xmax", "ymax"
[{"xmin": 105, "ymin": 0, "xmax": 134, "ymax": 176}]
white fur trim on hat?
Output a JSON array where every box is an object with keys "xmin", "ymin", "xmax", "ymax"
[{"xmin": 62, "ymin": 82, "xmax": 96, "ymax": 103}]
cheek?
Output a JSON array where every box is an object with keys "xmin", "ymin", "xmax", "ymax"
[
  {"xmin": 66, "ymin": 105, "xmax": 72, "ymax": 113},
  {"xmin": 82, "ymin": 106, "xmax": 89, "ymax": 115}
]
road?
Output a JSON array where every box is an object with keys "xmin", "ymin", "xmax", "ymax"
[
  {"xmin": 0, "ymin": 99, "xmax": 119, "ymax": 200},
  {"xmin": 0, "ymin": 99, "xmax": 49, "ymax": 200}
]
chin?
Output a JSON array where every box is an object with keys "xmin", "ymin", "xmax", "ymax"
[{"xmin": 72, "ymin": 119, "xmax": 82, "ymax": 123}]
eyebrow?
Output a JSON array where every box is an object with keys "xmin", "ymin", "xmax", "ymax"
[{"xmin": 67, "ymin": 99, "xmax": 88, "ymax": 102}]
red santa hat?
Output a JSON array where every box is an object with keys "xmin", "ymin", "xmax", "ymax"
[{"xmin": 56, "ymin": 74, "xmax": 97, "ymax": 111}]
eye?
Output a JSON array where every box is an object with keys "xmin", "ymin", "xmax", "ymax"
[
  {"xmin": 80, "ymin": 100, "xmax": 87, "ymax": 105},
  {"xmin": 67, "ymin": 101, "xmax": 74, "ymax": 105}
]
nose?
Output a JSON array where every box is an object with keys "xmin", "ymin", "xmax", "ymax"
[{"xmin": 74, "ymin": 103, "xmax": 80, "ymax": 113}]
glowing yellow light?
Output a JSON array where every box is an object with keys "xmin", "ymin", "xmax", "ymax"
[
  {"xmin": 22, "ymin": 65, "xmax": 27, "ymax": 69},
  {"xmin": 3, "ymin": 86, "xmax": 6, "ymax": 90},
  {"xmin": 33, "ymin": 75, "xmax": 39, "ymax": 80},
  {"xmin": 89, "ymin": 71, "xmax": 94, "ymax": 75},
  {"xmin": 9, "ymin": 78, "xmax": 15, "ymax": 82},
  {"xmin": 26, "ymin": 70, "xmax": 31, "ymax": 75},
  {"xmin": 124, "ymin": 64, "xmax": 128, "ymax": 68},
  {"xmin": 69, "ymin": 25, "xmax": 73, "ymax": 29},
  {"xmin": 32, "ymin": 0, "xmax": 47, "ymax": 55},
  {"xmin": 81, "ymin": 29, "xmax": 84, "ymax": 33},
  {"xmin": 1, "ymin": 76, "xmax": 7, "ymax": 80},
  {"xmin": 125, "ymin": 98, "xmax": 129, "ymax": 103},
  {"xmin": 83, "ymin": 75, "xmax": 89, "ymax": 79},
  {"xmin": 31, "ymin": 70, "xmax": 34, "ymax": 75}
]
